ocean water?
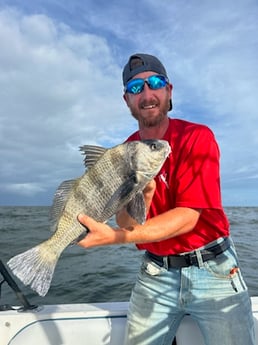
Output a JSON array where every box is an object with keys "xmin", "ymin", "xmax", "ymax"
[{"xmin": 0, "ymin": 206, "xmax": 257, "ymax": 308}]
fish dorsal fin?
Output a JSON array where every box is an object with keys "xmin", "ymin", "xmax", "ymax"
[
  {"xmin": 79, "ymin": 145, "xmax": 107, "ymax": 169},
  {"xmin": 126, "ymin": 192, "xmax": 146, "ymax": 225},
  {"xmin": 49, "ymin": 179, "xmax": 77, "ymax": 232}
]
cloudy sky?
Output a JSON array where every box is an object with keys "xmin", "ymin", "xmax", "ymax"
[{"xmin": 0, "ymin": 0, "xmax": 257, "ymax": 206}]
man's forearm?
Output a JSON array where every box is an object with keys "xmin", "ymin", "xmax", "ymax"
[{"xmin": 118, "ymin": 207, "xmax": 202, "ymax": 244}]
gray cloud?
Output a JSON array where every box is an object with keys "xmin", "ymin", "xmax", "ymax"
[{"xmin": 0, "ymin": 1, "xmax": 257, "ymax": 205}]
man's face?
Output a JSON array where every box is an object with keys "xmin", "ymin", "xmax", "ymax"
[{"xmin": 123, "ymin": 71, "xmax": 172, "ymax": 128}]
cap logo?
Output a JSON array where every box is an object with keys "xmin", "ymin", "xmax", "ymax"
[{"xmin": 129, "ymin": 57, "xmax": 144, "ymax": 71}]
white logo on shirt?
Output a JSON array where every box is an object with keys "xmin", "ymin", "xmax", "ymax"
[{"xmin": 158, "ymin": 172, "xmax": 169, "ymax": 189}]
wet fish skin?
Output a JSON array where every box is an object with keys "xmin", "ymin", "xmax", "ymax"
[{"xmin": 7, "ymin": 140, "xmax": 171, "ymax": 297}]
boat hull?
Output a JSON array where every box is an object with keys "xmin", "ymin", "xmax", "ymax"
[{"xmin": 1, "ymin": 297, "xmax": 258, "ymax": 344}]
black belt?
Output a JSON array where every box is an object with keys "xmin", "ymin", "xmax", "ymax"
[{"xmin": 146, "ymin": 237, "xmax": 230, "ymax": 268}]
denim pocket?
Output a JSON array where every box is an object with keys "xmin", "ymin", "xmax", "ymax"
[
  {"xmin": 141, "ymin": 254, "xmax": 166, "ymax": 276},
  {"xmin": 203, "ymin": 245, "xmax": 247, "ymax": 292},
  {"xmin": 203, "ymin": 245, "xmax": 239, "ymax": 278}
]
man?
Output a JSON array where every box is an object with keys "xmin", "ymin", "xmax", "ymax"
[{"xmin": 78, "ymin": 53, "xmax": 255, "ymax": 345}]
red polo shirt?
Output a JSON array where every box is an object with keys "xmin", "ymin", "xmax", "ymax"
[{"xmin": 126, "ymin": 118, "xmax": 229, "ymax": 255}]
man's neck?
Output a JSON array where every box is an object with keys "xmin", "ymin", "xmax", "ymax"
[{"xmin": 139, "ymin": 117, "xmax": 169, "ymax": 140}]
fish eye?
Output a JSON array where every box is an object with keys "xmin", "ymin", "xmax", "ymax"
[{"xmin": 150, "ymin": 143, "xmax": 157, "ymax": 150}]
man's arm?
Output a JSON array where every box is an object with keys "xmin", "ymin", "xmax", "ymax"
[{"xmin": 77, "ymin": 201, "xmax": 201, "ymax": 249}]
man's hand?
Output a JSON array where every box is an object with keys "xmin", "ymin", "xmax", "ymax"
[{"xmin": 77, "ymin": 214, "xmax": 124, "ymax": 248}]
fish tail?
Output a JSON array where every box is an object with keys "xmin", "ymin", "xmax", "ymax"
[{"xmin": 7, "ymin": 242, "xmax": 60, "ymax": 297}]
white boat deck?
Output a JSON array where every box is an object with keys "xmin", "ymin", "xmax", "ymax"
[{"xmin": 1, "ymin": 297, "xmax": 258, "ymax": 345}]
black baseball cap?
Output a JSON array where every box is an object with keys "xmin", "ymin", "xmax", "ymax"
[{"xmin": 122, "ymin": 53, "xmax": 172, "ymax": 111}]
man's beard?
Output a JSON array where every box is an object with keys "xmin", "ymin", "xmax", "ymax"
[{"xmin": 130, "ymin": 102, "xmax": 169, "ymax": 128}]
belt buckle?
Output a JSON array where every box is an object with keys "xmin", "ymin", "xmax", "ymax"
[
  {"xmin": 188, "ymin": 252, "xmax": 197, "ymax": 266},
  {"xmin": 178, "ymin": 252, "xmax": 196, "ymax": 266}
]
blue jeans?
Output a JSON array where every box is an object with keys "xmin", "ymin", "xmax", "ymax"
[{"xmin": 124, "ymin": 237, "xmax": 255, "ymax": 345}]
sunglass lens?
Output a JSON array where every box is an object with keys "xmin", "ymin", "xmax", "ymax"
[
  {"xmin": 126, "ymin": 79, "xmax": 144, "ymax": 94},
  {"xmin": 148, "ymin": 75, "xmax": 167, "ymax": 89}
]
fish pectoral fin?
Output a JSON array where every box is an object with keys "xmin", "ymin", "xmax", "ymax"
[
  {"xmin": 79, "ymin": 145, "xmax": 107, "ymax": 170},
  {"xmin": 49, "ymin": 179, "xmax": 78, "ymax": 231},
  {"xmin": 126, "ymin": 192, "xmax": 146, "ymax": 224},
  {"xmin": 103, "ymin": 173, "xmax": 138, "ymax": 212}
]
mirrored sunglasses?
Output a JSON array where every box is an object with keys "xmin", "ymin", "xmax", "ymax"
[{"xmin": 124, "ymin": 75, "xmax": 169, "ymax": 94}]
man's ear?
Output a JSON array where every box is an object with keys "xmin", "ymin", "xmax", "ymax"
[{"xmin": 123, "ymin": 93, "xmax": 130, "ymax": 107}]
